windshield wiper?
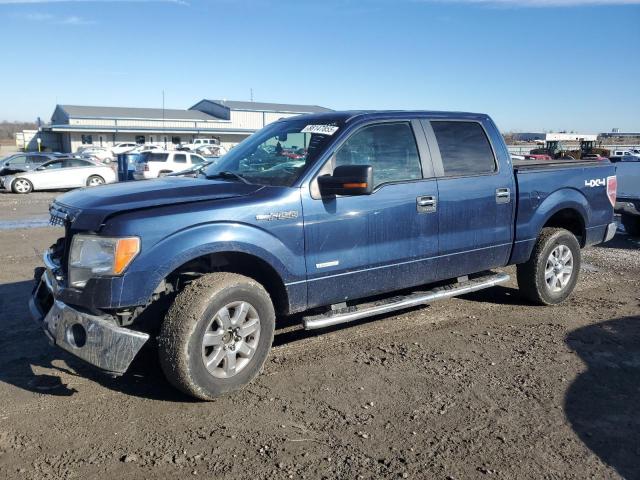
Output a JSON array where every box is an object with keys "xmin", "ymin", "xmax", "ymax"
[{"xmin": 205, "ymin": 171, "xmax": 251, "ymax": 184}]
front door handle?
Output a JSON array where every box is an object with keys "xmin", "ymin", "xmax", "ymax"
[
  {"xmin": 496, "ymin": 187, "xmax": 511, "ymax": 204},
  {"xmin": 417, "ymin": 195, "xmax": 437, "ymax": 213}
]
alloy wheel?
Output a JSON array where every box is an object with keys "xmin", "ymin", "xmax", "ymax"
[
  {"xmin": 201, "ymin": 301, "xmax": 261, "ymax": 378},
  {"xmin": 545, "ymin": 244, "xmax": 574, "ymax": 293}
]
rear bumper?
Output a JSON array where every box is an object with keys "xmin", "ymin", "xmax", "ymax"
[
  {"xmin": 615, "ymin": 200, "xmax": 640, "ymax": 217},
  {"xmin": 603, "ymin": 222, "xmax": 617, "ymax": 243},
  {"xmin": 30, "ymin": 254, "xmax": 149, "ymax": 375}
]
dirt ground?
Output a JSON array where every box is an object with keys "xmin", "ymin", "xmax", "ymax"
[{"xmin": 0, "ymin": 190, "xmax": 639, "ymax": 480}]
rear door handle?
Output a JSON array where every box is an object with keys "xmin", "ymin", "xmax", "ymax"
[
  {"xmin": 496, "ymin": 187, "xmax": 511, "ymax": 204},
  {"xmin": 417, "ymin": 195, "xmax": 437, "ymax": 213}
]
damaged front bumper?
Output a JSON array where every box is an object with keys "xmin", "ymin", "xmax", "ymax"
[{"xmin": 30, "ymin": 253, "xmax": 149, "ymax": 375}]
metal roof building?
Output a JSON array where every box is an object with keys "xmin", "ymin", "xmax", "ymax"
[{"xmin": 36, "ymin": 99, "xmax": 332, "ymax": 153}]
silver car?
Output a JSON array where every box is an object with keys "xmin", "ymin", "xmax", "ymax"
[{"xmin": 3, "ymin": 158, "xmax": 117, "ymax": 194}]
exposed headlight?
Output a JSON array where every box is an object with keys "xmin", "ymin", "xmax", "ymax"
[{"xmin": 69, "ymin": 235, "xmax": 140, "ymax": 288}]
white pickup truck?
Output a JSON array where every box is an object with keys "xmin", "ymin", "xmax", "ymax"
[{"xmin": 178, "ymin": 139, "xmax": 220, "ymax": 151}]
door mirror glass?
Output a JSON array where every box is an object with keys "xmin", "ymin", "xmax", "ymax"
[{"xmin": 318, "ymin": 164, "xmax": 373, "ymax": 196}]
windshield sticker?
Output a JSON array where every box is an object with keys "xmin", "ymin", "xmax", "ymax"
[{"xmin": 301, "ymin": 124, "xmax": 339, "ymax": 136}]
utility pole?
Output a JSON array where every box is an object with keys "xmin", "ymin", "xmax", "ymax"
[
  {"xmin": 250, "ymin": 88, "xmax": 254, "ymax": 102},
  {"xmin": 162, "ymin": 90, "xmax": 166, "ymax": 148}
]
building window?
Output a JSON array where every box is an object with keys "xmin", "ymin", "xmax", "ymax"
[
  {"xmin": 135, "ymin": 135, "xmax": 145, "ymax": 144},
  {"xmin": 171, "ymin": 136, "xmax": 181, "ymax": 145},
  {"xmin": 81, "ymin": 134, "xmax": 93, "ymax": 145}
]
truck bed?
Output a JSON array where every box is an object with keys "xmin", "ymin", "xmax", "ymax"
[{"xmin": 510, "ymin": 158, "xmax": 616, "ymax": 265}]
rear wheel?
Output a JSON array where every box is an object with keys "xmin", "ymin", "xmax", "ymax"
[
  {"xmin": 158, "ymin": 171, "xmax": 172, "ymax": 178},
  {"xmin": 517, "ymin": 227, "xmax": 581, "ymax": 305},
  {"xmin": 621, "ymin": 214, "xmax": 640, "ymax": 237},
  {"xmin": 158, "ymin": 273, "xmax": 275, "ymax": 400},
  {"xmin": 11, "ymin": 178, "xmax": 33, "ymax": 194},
  {"xmin": 86, "ymin": 175, "xmax": 105, "ymax": 187}
]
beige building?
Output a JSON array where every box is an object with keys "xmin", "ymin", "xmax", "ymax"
[{"xmin": 30, "ymin": 100, "xmax": 332, "ymax": 153}]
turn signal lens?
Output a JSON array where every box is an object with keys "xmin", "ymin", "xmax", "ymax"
[
  {"xmin": 114, "ymin": 237, "xmax": 141, "ymax": 274},
  {"xmin": 343, "ymin": 182, "xmax": 368, "ymax": 189}
]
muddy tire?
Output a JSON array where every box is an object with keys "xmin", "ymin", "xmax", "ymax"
[
  {"xmin": 158, "ymin": 273, "xmax": 275, "ymax": 400},
  {"xmin": 621, "ymin": 214, "xmax": 640, "ymax": 237},
  {"xmin": 516, "ymin": 227, "xmax": 581, "ymax": 306}
]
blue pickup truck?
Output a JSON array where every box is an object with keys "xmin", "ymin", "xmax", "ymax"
[{"xmin": 31, "ymin": 111, "xmax": 617, "ymax": 400}]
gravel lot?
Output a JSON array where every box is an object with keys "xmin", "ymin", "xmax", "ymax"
[{"xmin": 0, "ymin": 190, "xmax": 639, "ymax": 480}]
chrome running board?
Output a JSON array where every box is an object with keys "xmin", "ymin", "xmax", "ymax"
[{"xmin": 303, "ymin": 271, "xmax": 510, "ymax": 330}]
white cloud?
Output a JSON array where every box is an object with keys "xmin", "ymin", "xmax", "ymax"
[
  {"xmin": 428, "ymin": 0, "xmax": 640, "ymax": 5},
  {"xmin": 0, "ymin": 0, "xmax": 188, "ymax": 5},
  {"xmin": 19, "ymin": 11, "xmax": 95, "ymax": 23},
  {"xmin": 59, "ymin": 14, "xmax": 94, "ymax": 23}
]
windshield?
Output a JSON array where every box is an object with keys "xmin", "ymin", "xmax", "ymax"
[{"xmin": 203, "ymin": 118, "xmax": 342, "ymax": 187}]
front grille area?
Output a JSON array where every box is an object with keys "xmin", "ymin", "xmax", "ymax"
[
  {"xmin": 48, "ymin": 202, "xmax": 79, "ymax": 278},
  {"xmin": 49, "ymin": 214, "xmax": 65, "ymax": 227},
  {"xmin": 49, "ymin": 202, "xmax": 70, "ymax": 227}
]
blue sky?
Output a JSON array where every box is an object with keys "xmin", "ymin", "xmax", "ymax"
[{"xmin": 0, "ymin": 0, "xmax": 638, "ymax": 133}]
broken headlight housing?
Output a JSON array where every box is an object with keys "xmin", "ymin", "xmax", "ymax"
[{"xmin": 68, "ymin": 235, "xmax": 140, "ymax": 288}]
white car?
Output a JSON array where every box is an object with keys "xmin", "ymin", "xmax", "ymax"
[
  {"xmin": 3, "ymin": 158, "xmax": 117, "ymax": 194},
  {"xmin": 76, "ymin": 146, "xmax": 113, "ymax": 163},
  {"xmin": 613, "ymin": 149, "xmax": 640, "ymax": 158},
  {"xmin": 128, "ymin": 144, "xmax": 162, "ymax": 154},
  {"xmin": 193, "ymin": 144, "xmax": 228, "ymax": 157},
  {"xmin": 133, "ymin": 151, "xmax": 207, "ymax": 180},
  {"xmin": 111, "ymin": 142, "xmax": 138, "ymax": 156},
  {"xmin": 179, "ymin": 139, "xmax": 219, "ymax": 151}
]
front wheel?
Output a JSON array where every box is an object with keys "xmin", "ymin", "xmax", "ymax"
[
  {"xmin": 86, "ymin": 175, "xmax": 105, "ymax": 187},
  {"xmin": 11, "ymin": 178, "xmax": 33, "ymax": 194},
  {"xmin": 517, "ymin": 227, "xmax": 581, "ymax": 305},
  {"xmin": 158, "ymin": 273, "xmax": 275, "ymax": 400},
  {"xmin": 621, "ymin": 214, "xmax": 640, "ymax": 237}
]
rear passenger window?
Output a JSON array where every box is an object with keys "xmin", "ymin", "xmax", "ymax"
[
  {"xmin": 65, "ymin": 159, "xmax": 92, "ymax": 168},
  {"xmin": 335, "ymin": 122, "xmax": 422, "ymax": 188},
  {"xmin": 431, "ymin": 121, "xmax": 496, "ymax": 176},
  {"xmin": 147, "ymin": 153, "xmax": 169, "ymax": 162},
  {"xmin": 174, "ymin": 154, "xmax": 187, "ymax": 164}
]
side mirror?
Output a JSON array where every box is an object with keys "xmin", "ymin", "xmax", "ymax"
[
  {"xmin": 317, "ymin": 165, "xmax": 373, "ymax": 196},
  {"xmin": 36, "ymin": 166, "xmax": 45, "ymax": 171}
]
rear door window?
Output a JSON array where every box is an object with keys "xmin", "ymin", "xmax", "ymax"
[
  {"xmin": 431, "ymin": 121, "xmax": 496, "ymax": 176},
  {"xmin": 65, "ymin": 159, "xmax": 93, "ymax": 168},
  {"xmin": 174, "ymin": 154, "xmax": 187, "ymax": 164},
  {"xmin": 42, "ymin": 160, "xmax": 64, "ymax": 169}
]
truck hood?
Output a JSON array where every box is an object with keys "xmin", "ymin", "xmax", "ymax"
[{"xmin": 51, "ymin": 177, "xmax": 263, "ymax": 231}]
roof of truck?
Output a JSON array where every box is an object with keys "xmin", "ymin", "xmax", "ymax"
[{"xmin": 282, "ymin": 110, "xmax": 489, "ymax": 124}]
